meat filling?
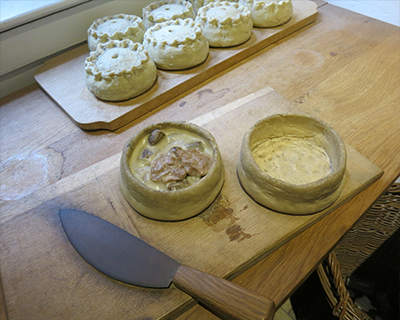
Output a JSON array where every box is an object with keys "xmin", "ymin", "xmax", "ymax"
[
  {"xmin": 130, "ymin": 128, "xmax": 214, "ymax": 191},
  {"xmin": 150, "ymin": 147, "xmax": 211, "ymax": 185},
  {"xmin": 150, "ymin": 154, "xmax": 186, "ymax": 183}
]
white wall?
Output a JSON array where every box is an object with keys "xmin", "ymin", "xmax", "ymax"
[{"xmin": 329, "ymin": 1, "xmax": 400, "ymax": 27}]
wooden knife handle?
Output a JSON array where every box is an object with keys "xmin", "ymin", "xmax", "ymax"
[{"xmin": 173, "ymin": 264, "xmax": 275, "ymax": 320}]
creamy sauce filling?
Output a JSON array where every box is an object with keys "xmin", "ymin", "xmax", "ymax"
[
  {"xmin": 129, "ymin": 128, "xmax": 213, "ymax": 190},
  {"xmin": 252, "ymin": 137, "xmax": 332, "ymax": 185}
]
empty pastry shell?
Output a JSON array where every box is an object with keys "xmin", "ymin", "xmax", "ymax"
[{"xmin": 237, "ymin": 113, "xmax": 347, "ymax": 214}]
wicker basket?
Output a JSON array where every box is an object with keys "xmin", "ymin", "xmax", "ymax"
[{"xmin": 317, "ymin": 182, "xmax": 400, "ymax": 320}]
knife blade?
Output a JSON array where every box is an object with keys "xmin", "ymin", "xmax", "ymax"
[{"xmin": 60, "ymin": 209, "xmax": 275, "ymax": 320}]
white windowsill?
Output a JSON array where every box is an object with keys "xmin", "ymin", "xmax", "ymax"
[
  {"xmin": 0, "ymin": 0, "xmax": 89, "ymax": 32},
  {"xmin": 0, "ymin": 0, "xmax": 153, "ymax": 98}
]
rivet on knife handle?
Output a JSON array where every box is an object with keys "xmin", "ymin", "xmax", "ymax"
[{"xmin": 173, "ymin": 264, "xmax": 275, "ymax": 320}]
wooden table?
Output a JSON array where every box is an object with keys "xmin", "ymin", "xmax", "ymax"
[{"xmin": 1, "ymin": 1, "xmax": 399, "ymax": 319}]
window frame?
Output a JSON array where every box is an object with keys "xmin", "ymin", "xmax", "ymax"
[{"xmin": 0, "ymin": 0, "xmax": 92, "ymax": 32}]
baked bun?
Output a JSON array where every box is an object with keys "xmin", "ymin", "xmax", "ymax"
[
  {"xmin": 195, "ymin": 1, "xmax": 253, "ymax": 47},
  {"xmin": 85, "ymin": 40, "xmax": 157, "ymax": 101},
  {"xmin": 238, "ymin": 0, "xmax": 293, "ymax": 27},
  {"xmin": 87, "ymin": 14, "xmax": 145, "ymax": 51},
  {"xmin": 142, "ymin": 0, "xmax": 195, "ymax": 29},
  {"xmin": 143, "ymin": 18, "xmax": 209, "ymax": 70}
]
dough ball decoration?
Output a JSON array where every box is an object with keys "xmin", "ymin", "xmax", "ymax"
[
  {"xmin": 87, "ymin": 14, "xmax": 145, "ymax": 52},
  {"xmin": 142, "ymin": 0, "xmax": 195, "ymax": 30},
  {"xmin": 143, "ymin": 18, "xmax": 209, "ymax": 70},
  {"xmin": 85, "ymin": 39, "xmax": 157, "ymax": 101},
  {"xmin": 238, "ymin": 0, "xmax": 293, "ymax": 28},
  {"xmin": 195, "ymin": 1, "xmax": 253, "ymax": 47},
  {"xmin": 132, "ymin": 128, "xmax": 213, "ymax": 191}
]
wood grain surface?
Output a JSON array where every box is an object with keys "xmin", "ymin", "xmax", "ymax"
[
  {"xmin": 0, "ymin": 87, "xmax": 382, "ymax": 320},
  {"xmin": 176, "ymin": 5, "xmax": 400, "ymax": 320},
  {"xmin": 34, "ymin": 0, "xmax": 318, "ymax": 131},
  {"xmin": 1, "ymin": 2, "xmax": 399, "ymax": 320}
]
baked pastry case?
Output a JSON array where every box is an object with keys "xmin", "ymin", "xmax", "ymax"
[{"xmin": 1, "ymin": 1, "xmax": 399, "ymax": 320}]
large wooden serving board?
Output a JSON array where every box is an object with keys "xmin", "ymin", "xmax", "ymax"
[
  {"xmin": 0, "ymin": 87, "xmax": 383, "ymax": 320},
  {"xmin": 34, "ymin": 0, "xmax": 318, "ymax": 131}
]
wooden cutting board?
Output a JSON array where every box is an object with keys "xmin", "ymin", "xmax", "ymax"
[
  {"xmin": 34, "ymin": 0, "xmax": 318, "ymax": 131},
  {"xmin": 0, "ymin": 87, "xmax": 383, "ymax": 320}
]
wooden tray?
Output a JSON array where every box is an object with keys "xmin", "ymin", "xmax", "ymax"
[
  {"xmin": 0, "ymin": 87, "xmax": 383, "ymax": 320},
  {"xmin": 34, "ymin": 0, "xmax": 318, "ymax": 131}
]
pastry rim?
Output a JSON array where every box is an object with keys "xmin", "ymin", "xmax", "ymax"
[
  {"xmin": 85, "ymin": 39, "xmax": 153, "ymax": 79},
  {"xmin": 87, "ymin": 14, "xmax": 144, "ymax": 42},
  {"xmin": 237, "ymin": 113, "xmax": 347, "ymax": 214},
  {"xmin": 240, "ymin": 0, "xmax": 292, "ymax": 8},
  {"xmin": 239, "ymin": 0, "xmax": 293, "ymax": 27},
  {"xmin": 196, "ymin": 1, "xmax": 252, "ymax": 26},
  {"xmin": 143, "ymin": 18, "xmax": 204, "ymax": 47},
  {"xmin": 119, "ymin": 121, "xmax": 225, "ymax": 221},
  {"xmin": 143, "ymin": 0, "xmax": 194, "ymax": 24}
]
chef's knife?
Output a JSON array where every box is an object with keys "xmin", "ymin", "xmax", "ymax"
[{"xmin": 60, "ymin": 209, "xmax": 275, "ymax": 320}]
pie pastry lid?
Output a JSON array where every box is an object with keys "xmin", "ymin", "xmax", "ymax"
[
  {"xmin": 87, "ymin": 14, "xmax": 145, "ymax": 51},
  {"xmin": 119, "ymin": 121, "xmax": 225, "ymax": 221},
  {"xmin": 189, "ymin": 0, "xmax": 237, "ymax": 13},
  {"xmin": 142, "ymin": 0, "xmax": 195, "ymax": 29},
  {"xmin": 195, "ymin": 1, "xmax": 253, "ymax": 47},
  {"xmin": 143, "ymin": 18, "xmax": 209, "ymax": 70},
  {"xmin": 237, "ymin": 113, "xmax": 347, "ymax": 215},
  {"xmin": 239, "ymin": 0, "xmax": 293, "ymax": 27},
  {"xmin": 85, "ymin": 40, "xmax": 157, "ymax": 101}
]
